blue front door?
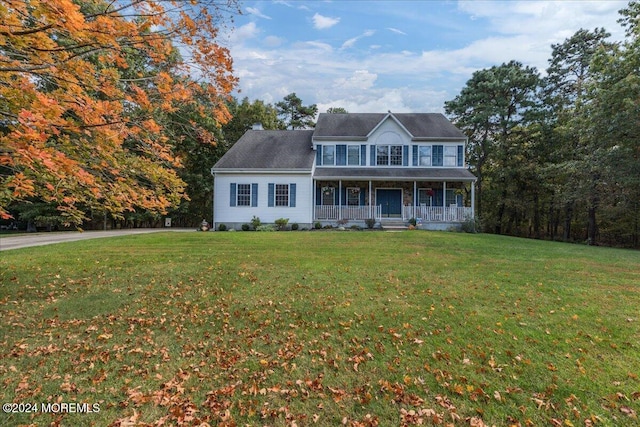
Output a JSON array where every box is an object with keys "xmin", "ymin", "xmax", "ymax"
[{"xmin": 377, "ymin": 189, "xmax": 402, "ymax": 217}]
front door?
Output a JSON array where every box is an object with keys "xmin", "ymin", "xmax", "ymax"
[{"xmin": 377, "ymin": 189, "xmax": 402, "ymax": 217}]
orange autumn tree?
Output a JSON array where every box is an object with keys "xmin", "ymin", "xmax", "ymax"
[{"xmin": 0, "ymin": 0, "xmax": 238, "ymax": 225}]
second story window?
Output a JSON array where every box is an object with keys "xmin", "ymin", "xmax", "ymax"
[
  {"xmin": 419, "ymin": 146, "xmax": 431, "ymax": 166},
  {"xmin": 322, "ymin": 145, "xmax": 335, "ymax": 165},
  {"xmin": 444, "ymin": 146, "xmax": 457, "ymax": 166},
  {"xmin": 347, "ymin": 145, "xmax": 360, "ymax": 165},
  {"xmin": 376, "ymin": 145, "xmax": 403, "ymax": 166}
]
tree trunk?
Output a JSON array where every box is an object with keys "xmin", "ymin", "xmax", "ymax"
[
  {"xmin": 587, "ymin": 206, "xmax": 597, "ymax": 245},
  {"xmin": 533, "ymin": 192, "xmax": 541, "ymax": 239},
  {"xmin": 495, "ymin": 189, "xmax": 508, "ymax": 234},
  {"xmin": 563, "ymin": 202, "xmax": 573, "ymax": 241},
  {"xmin": 587, "ymin": 194, "xmax": 598, "ymax": 245}
]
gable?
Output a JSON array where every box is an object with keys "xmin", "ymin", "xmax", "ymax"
[{"xmin": 368, "ymin": 116, "xmax": 412, "ymax": 146}]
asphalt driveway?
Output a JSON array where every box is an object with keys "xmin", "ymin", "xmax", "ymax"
[{"xmin": 0, "ymin": 228, "xmax": 194, "ymax": 251}]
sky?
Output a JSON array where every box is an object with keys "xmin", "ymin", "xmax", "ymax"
[{"xmin": 222, "ymin": 0, "xmax": 629, "ymax": 114}]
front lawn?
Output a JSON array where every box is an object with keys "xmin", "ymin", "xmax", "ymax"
[{"xmin": 1, "ymin": 232, "xmax": 638, "ymax": 426}]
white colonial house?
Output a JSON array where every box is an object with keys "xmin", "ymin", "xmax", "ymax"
[{"xmin": 211, "ymin": 112, "xmax": 476, "ymax": 230}]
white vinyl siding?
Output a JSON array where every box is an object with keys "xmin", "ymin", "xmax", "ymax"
[{"xmin": 214, "ymin": 174, "xmax": 312, "ymax": 227}]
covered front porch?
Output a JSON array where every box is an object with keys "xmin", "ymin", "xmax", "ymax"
[{"xmin": 313, "ymin": 178, "xmax": 475, "ymax": 228}]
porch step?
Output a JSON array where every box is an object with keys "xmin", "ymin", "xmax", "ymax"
[{"xmin": 381, "ymin": 220, "xmax": 408, "ymax": 231}]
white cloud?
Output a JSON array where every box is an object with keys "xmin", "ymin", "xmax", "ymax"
[
  {"xmin": 246, "ymin": 7, "xmax": 271, "ymax": 20},
  {"xmin": 334, "ymin": 70, "xmax": 378, "ymax": 91},
  {"xmin": 230, "ymin": 22, "xmax": 260, "ymax": 44},
  {"xmin": 387, "ymin": 27, "xmax": 407, "ymax": 36},
  {"xmin": 229, "ymin": 1, "xmax": 629, "ymax": 114},
  {"xmin": 263, "ymin": 35, "xmax": 284, "ymax": 48},
  {"xmin": 341, "ymin": 30, "xmax": 375, "ymax": 50},
  {"xmin": 313, "ymin": 13, "xmax": 340, "ymax": 30}
]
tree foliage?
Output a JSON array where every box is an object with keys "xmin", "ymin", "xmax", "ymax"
[
  {"xmin": 168, "ymin": 96, "xmax": 281, "ymax": 227},
  {"xmin": 447, "ymin": 2, "xmax": 640, "ymax": 247},
  {"xmin": 444, "ymin": 60, "xmax": 541, "ymax": 228},
  {"xmin": 0, "ymin": 0, "xmax": 239, "ymax": 225},
  {"xmin": 275, "ymin": 92, "xmax": 318, "ymax": 129}
]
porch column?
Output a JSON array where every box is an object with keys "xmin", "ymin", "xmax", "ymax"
[
  {"xmin": 443, "ymin": 181, "xmax": 447, "ymax": 207},
  {"xmin": 471, "ymin": 180, "xmax": 475, "ymax": 219},
  {"xmin": 369, "ymin": 180, "xmax": 372, "ymax": 218},
  {"xmin": 339, "ymin": 180, "xmax": 342, "ymax": 220}
]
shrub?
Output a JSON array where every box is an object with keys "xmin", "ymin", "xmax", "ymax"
[
  {"xmin": 275, "ymin": 218, "xmax": 289, "ymax": 231},
  {"xmin": 250, "ymin": 216, "xmax": 262, "ymax": 229},
  {"xmin": 291, "ymin": 223, "xmax": 299, "ymax": 231},
  {"xmin": 461, "ymin": 216, "xmax": 481, "ymax": 233},
  {"xmin": 314, "ymin": 222, "xmax": 322, "ymax": 229},
  {"xmin": 256, "ymin": 224, "xmax": 276, "ymax": 232},
  {"xmin": 408, "ymin": 217, "xmax": 417, "ymax": 227},
  {"xmin": 241, "ymin": 223, "xmax": 250, "ymax": 231},
  {"xmin": 218, "ymin": 223, "xmax": 227, "ymax": 231},
  {"xmin": 365, "ymin": 218, "xmax": 376, "ymax": 229}
]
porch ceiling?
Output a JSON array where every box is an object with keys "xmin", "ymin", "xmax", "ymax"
[{"xmin": 313, "ymin": 167, "xmax": 476, "ymax": 182}]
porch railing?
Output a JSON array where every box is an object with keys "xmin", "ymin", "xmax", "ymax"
[
  {"xmin": 314, "ymin": 205, "xmax": 472, "ymax": 222},
  {"xmin": 314, "ymin": 205, "xmax": 381, "ymax": 221},
  {"xmin": 403, "ymin": 206, "xmax": 472, "ymax": 222}
]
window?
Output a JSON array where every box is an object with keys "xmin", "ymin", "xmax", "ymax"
[
  {"xmin": 322, "ymin": 145, "xmax": 335, "ymax": 165},
  {"xmin": 347, "ymin": 145, "xmax": 360, "ymax": 165},
  {"xmin": 322, "ymin": 187, "xmax": 335, "ymax": 205},
  {"xmin": 419, "ymin": 146, "xmax": 431, "ymax": 166},
  {"xmin": 237, "ymin": 184, "xmax": 251, "ymax": 206},
  {"xmin": 376, "ymin": 145, "xmax": 388, "ymax": 165},
  {"xmin": 269, "ymin": 183, "xmax": 296, "ymax": 207},
  {"xmin": 418, "ymin": 188, "xmax": 433, "ymax": 206},
  {"xmin": 376, "ymin": 145, "xmax": 403, "ymax": 166},
  {"xmin": 446, "ymin": 189, "xmax": 457, "ymax": 206},
  {"xmin": 230, "ymin": 183, "xmax": 257, "ymax": 207},
  {"xmin": 444, "ymin": 146, "xmax": 457, "ymax": 166},
  {"xmin": 390, "ymin": 146, "xmax": 403, "ymax": 165},
  {"xmin": 347, "ymin": 188, "xmax": 360, "ymax": 206},
  {"xmin": 275, "ymin": 184, "xmax": 289, "ymax": 207}
]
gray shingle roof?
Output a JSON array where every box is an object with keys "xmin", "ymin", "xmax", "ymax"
[
  {"xmin": 212, "ymin": 113, "xmax": 469, "ymax": 173},
  {"xmin": 313, "ymin": 113, "xmax": 465, "ymax": 140},
  {"xmin": 314, "ymin": 167, "xmax": 476, "ymax": 181},
  {"xmin": 213, "ymin": 130, "xmax": 315, "ymax": 170}
]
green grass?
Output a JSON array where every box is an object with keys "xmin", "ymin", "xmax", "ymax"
[{"xmin": 1, "ymin": 231, "xmax": 639, "ymax": 426}]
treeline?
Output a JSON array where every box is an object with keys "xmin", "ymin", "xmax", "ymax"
[{"xmin": 446, "ymin": 2, "xmax": 639, "ymax": 248}]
